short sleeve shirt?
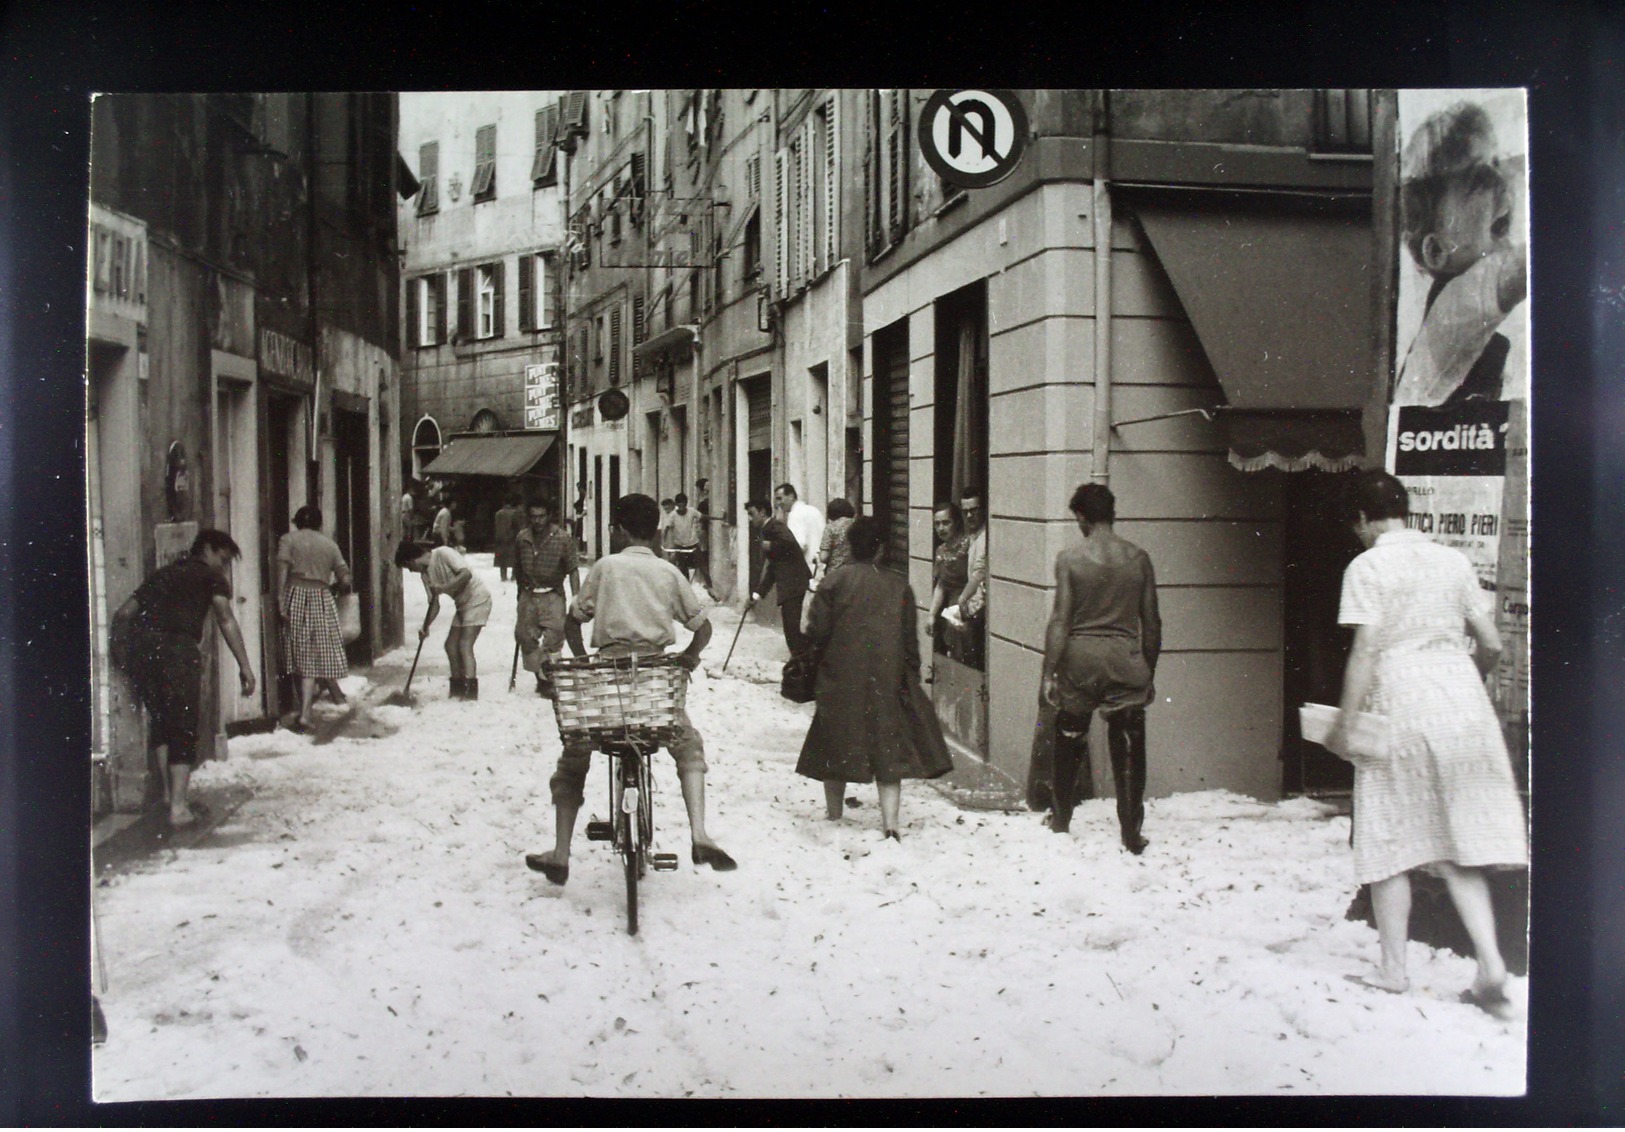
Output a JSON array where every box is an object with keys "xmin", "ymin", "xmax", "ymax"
[
  {"xmin": 425, "ymin": 546, "xmax": 469, "ymax": 595},
  {"xmin": 134, "ymin": 556, "xmax": 231, "ymax": 639},
  {"xmin": 571, "ymin": 545, "xmax": 706, "ymax": 655},
  {"xmin": 515, "ymin": 524, "xmax": 579, "ymax": 589},
  {"xmin": 665, "ymin": 507, "xmax": 702, "ymax": 548},
  {"xmin": 278, "ymin": 528, "xmax": 347, "ymax": 584},
  {"xmin": 1338, "ymin": 529, "xmax": 1479, "ymax": 658}
]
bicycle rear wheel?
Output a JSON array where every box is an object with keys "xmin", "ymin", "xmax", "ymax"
[{"xmin": 619, "ymin": 756, "xmax": 643, "ymax": 936}]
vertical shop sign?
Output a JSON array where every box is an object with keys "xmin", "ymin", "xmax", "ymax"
[{"xmin": 524, "ymin": 346, "xmax": 561, "ymax": 430}]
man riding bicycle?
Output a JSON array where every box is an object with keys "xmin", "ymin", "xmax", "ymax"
[{"xmin": 525, "ymin": 493, "xmax": 737, "ymax": 884}]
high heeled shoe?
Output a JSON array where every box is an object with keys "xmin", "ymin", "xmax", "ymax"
[{"xmin": 691, "ymin": 843, "xmax": 737, "ymax": 871}]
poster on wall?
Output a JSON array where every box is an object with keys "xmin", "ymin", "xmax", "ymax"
[
  {"xmin": 524, "ymin": 352, "xmax": 561, "ymax": 431},
  {"xmin": 1389, "ymin": 88, "xmax": 1530, "ymax": 750}
]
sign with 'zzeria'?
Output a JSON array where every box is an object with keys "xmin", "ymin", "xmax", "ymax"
[{"xmin": 1391, "ymin": 401, "xmax": 1509, "ymax": 477}]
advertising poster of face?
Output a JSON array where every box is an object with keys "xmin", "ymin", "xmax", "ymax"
[{"xmin": 1388, "ymin": 89, "xmax": 1530, "ymax": 755}]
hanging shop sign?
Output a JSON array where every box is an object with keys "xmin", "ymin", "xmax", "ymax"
[
  {"xmin": 597, "ymin": 387, "xmax": 631, "ymax": 422},
  {"xmin": 87, "ymin": 204, "xmax": 148, "ymax": 325},
  {"xmin": 525, "ymin": 353, "xmax": 561, "ymax": 431},
  {"xmin": 919, "ymin": 89, "xmax": 1029, "ymax": 190},
  {"xmin": 571, "ymin": 405, "xmax": 595, "ymax": 429}
]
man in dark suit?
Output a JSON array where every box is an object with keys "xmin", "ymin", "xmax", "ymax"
[{"xmin": 746, "ymin": 497, "xmax": 812, "ymax": 658}]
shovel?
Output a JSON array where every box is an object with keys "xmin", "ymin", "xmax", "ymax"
[
  {"xmin": 385, "ymin": 635, "xmax": 427, "ymax": 706},
  {"xmin": 720, "ymin": 596, "xmax": 755, "ymax": 673}
]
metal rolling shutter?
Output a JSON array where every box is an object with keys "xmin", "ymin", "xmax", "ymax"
[
  {"xmin": 883, "ymin": 357, "xmax": 909, "ymax": 572},
  {"xmin": 747, "ymin": 380, "xmax": 771, "ymax": 451}
]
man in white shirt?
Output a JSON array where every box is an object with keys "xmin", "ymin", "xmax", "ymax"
[
  {"xmin": 774, "ymin": 483, "xmax": 824, "ymax": 576},
  {"xmin": 956, "ymin": 486, "xmax": 988, "ymax": 668}
]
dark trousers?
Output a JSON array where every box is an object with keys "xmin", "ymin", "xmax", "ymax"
[
  {"xmin": 1052, "ymin": 705, "xmax": 1147, "ymax": 844},
  {"xmin": 128, "ymin": 631, "xmax": 204, "ymax": 767},
  {"xmin": 780, "ymin": 590, "xmax": 808, "ymax": 657}
]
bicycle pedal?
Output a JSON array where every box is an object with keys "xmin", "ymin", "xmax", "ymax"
[
  {"xmin": 585, "ymin": 820, "xmax": 613, "ymax": 842},
  {"xmin": 650, "ymin": 853, "xmax": 680, "ymax": 871}
]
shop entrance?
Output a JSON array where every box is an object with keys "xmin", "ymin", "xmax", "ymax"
[
  {"xmin": 742, "ymin": 373, "xmax": 772, "ymax": 589},
  {"xmin": 930, "ymin": 283, "xmax": 989, "ymax": 757},
  {"xmin": 1280, "ymin": 468, "xmax": 1364, "ymax": 796},
  {"xmin": 333, "ymin": 405, "xmax": 373, "ymax": 664}
]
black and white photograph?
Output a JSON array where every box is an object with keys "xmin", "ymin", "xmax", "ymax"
[{"xmin": 71, "ymin": 84, "xmax": 1551, "ymax": 1102}]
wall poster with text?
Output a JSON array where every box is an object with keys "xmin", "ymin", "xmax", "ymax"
[{"xmin": 1388, "ymin": 88, "xmax": 1530, "ymax": 763}]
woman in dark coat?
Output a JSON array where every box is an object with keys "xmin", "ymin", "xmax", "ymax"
[{"xmin": 796, "ymin": 516, "xmax": 953, "ymax": 839}]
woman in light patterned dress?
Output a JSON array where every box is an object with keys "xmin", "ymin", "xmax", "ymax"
[{"xmin": 1328, "ymin": 470, "xmax": 1526, "ymax": 1019}]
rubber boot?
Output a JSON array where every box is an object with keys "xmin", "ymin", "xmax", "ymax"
[
  {"xmin": 1050, "ymin": 709, "xmax": 1093, "ymax": 834},
  {"xmin": 464, "ymin": 677, "xmax": 479, "ymax": 701},
  {"xmin": 449, "ymin": 677, "xmax": 466, "ymax": 700},
  {"xmin": 1108, "ymin": 707, "xmax": 1148, "ymax": 853}
]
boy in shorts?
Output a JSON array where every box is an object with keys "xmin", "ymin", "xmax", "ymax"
[{"xmin": 397, "ymin": 540, "xmax": 493, "ymax": 700}]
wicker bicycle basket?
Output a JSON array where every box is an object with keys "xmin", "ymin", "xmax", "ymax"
[{"xmin": 550, "ymin": 653, "xmax": 689, "ymax": 747}]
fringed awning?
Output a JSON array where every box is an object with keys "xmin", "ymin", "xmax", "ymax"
[{"xmin": 1222, "ymin": 409, "xmax": 1368, "ymax": 473}]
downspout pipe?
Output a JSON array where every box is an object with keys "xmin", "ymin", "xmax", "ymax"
[{"xmin": 1090, "ymin": 95, "xmax": 1113, "ymax": 484}]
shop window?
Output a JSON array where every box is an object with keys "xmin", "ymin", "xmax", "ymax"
[
  {"xmin": 417, "ymin": 141, "xmax": 440, "ymax": 215},
  {"xmin": 472, "ymin": 123, "xmax": 497, "ymax": 202},
  {"xmin": 412, "ymin": 416, "xmax": 442, "ymax": 479}
]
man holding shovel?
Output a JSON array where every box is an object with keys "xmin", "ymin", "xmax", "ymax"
[{"xmin": 514, "ymin": 496, "xmax": 584, "ymax": 697}]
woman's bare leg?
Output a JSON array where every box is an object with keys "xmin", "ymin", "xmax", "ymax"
[
  {"xmin": 823, "ymin": 780, "xmax": 845, "ymax": 820},
  {"xmin": 1368, "ymin": 872, "xmax": 1413, "ymax": 989},
  {"xmin": 1435, "ymin": 861, "xmax": 1509, "ymax": 991},
  {"xmin": 878, "ymin": 782, "xmax": 902, "ymax": 836}
]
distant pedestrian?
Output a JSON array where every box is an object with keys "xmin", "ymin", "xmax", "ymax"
[
  {"xmin": 492, "ymin": 494, "xmax": 521, "ymax": 582},
  {"xmin": 664, "ymin": 492, "xmax": 702, "ymax": 580},
  {"xmin": 431, "ymin": 500, "xmax": 453, "ymax": 548},
  {"xmin": 276, "ymin": 506, "xmax": 352, "ymax": 733},
  {"xmin": 1327, "ymin": 470, "xmax": 1526, "ymax": 1017},
  {"xmin": 400, "ymin": 485, "xmax": 416, "ymax": 538},
  {"xmin": 693, "ymin": 478, "xmax": 714, "ymax": 589},
  {"xmin": 658, "ymin": 497, "xmax": 676, "ymax": 553},
  {"xmin": 817, "ymin": 497, "xmax": 857, "ymax": 578},
  {"xmin": 396, "ymin": 539, "xmax": 492, "ymax": 700},
  {"xmin": 775, "ymin": 483, "xmax": 824, "ymax": 575},
  {"xmin": 1041, "ymin": 483, "xmax": 1161, "ymax": 855},
  {"xmin": 110, "ymin": 530, "xmax": 257, "ymax": 826},
  {"xmin": 797, "ymin": 516, "xmax": 952, "ymax": 839},
  {"xmin": 747, "ymin": 498, "xmax": 812, "ymax": 659},
  {"xmin": 926, "ymin": 500, "xmax": 971, "ymax": 658},
  {"xmin": 514, "ymin": 497, "xmax": 582, "ymax": 697}
]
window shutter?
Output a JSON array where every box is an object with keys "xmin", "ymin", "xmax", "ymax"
[
  {"xmin": 457, "ymin": 267, "xmax": 473, "ymax": 341},
  {"xmin": 774, "ymin": 149, "xmax": 788, "ymax": 299},
  {"xmin": 492, "ymin": 260, "xmax": 505, "ymax": 338},
  {"xmin": 406, "ymin": 277, "xmax": 420, "ymax": 348},
  {"xmin": 538, "ymin": 255, "xmax": 553, "ymax": 329},
  {"xmin": 609, "ymin": 305, "xmax": 623, "ymax": 386},
  {"xmin": 800, "ymin": 119, "xmax": 815, "ymax": 283},
  {"xmin": 417, "ymin": 141, "xmax": 439, "ymax": 215},
  {"xmin": 517, "ymin": 254, "xmax": 534, "ymax": 332},
  {"xmin": 473, "ymin": 124, "xmax": 496, "ymax": 200},
  {"xmin": 532, "ymin": 106, "xmax": 559, "ymax": 186},
  {"xmin": 633, "ymin": 293, "xmax": 645, "ymax": 345},
  {"xmin": 824, "ymin": 96, "xmax": 838, "ymax": 272}
]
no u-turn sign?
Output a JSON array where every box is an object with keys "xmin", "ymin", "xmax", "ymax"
[{"xmin": 919, "ymin": 89, "xmax": 1030, "ymax": 190}]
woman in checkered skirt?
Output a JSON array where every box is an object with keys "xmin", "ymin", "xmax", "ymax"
[
  {"xmin": 277, "ymin": 506, "xmax": 352, "ymax": 732},
  {"xmin": 1327, "ymin": 470, "xmax": 1526, "ymax": 1019}
]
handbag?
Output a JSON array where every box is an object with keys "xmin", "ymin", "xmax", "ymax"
[
  {"xmin": 780, "ymin": 651, "xmax": 817, "ymax": 703},
  {"xmin": 336, "ymin": 592, "xmax": 362, "ymax": 644}
]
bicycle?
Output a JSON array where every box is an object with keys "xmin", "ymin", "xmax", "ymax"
[{"xmin": 549, "ymin": 652, "xmax": 687, "ymax": 935}]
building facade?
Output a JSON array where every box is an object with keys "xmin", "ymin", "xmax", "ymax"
[
  {"xmin": 537, "ymin": 88, "xmax": 1526, "ymax": 806},
  {"xmin": 87, "ymin": 93, "xmax": 405, "ymax": 813},
  {"xmin": 397, "ymin": 91, "xmax": 569, "ymax": 544}
]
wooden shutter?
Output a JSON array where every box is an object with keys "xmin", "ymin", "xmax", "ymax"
[
  {"xmin": 517, "ymin": 255, "xmax": 533, "ymax": 332},
  {"xmin": 632, "ymin": 293, "xmax": 645, "ymax": 345},
  {"xmin": 747, "ymin": 380, "xmax": 771, "ymax": 450},
  {"xmin": 538, "ymin": 255, "xmax": 553, "ymax": 329},
  {"xmin": 456, "ymin": 268, "xmax": 473, "ymax": 341},
  {"xmin": 774, "ymin": 149, "xmax": 788, "ymax": 298},
  {"xmin": 880, "ymin": 340, "xmax": 910, "ymax": 573},
  {"xmin": 417, "ymin": 141, "xmax": 439, "ymax": 214},
  {"xmin": 800, "ymin": 119, "xmax": 815, "ymax": 282},
  {"xmin": 824, "ymin": 96, "xmax": 838, "ymax": 272},
  {"xmin": 609, "ymin": 305, "xmax": 623, "ymax": 385},
  {"xmin": 433, "ymin": 274, "xmax": 447, "ymax": 344},
  {"xmin": 491, "ymin": 260, "xmax": 505, "ymax": 338},
  {"xmin": 473, "ymin": 124, "xmax": 496, "ymax": 199},
  {"xmin": 532, "ymin": 106, "xmax": 559, "ymax": 186},
  {"xmin": 406, "ymin": 276, "xmax": 420, "ymax": 348},
  {"xmin": 886, "ymin": 91, "xmax": 904, "ymax": 239}
]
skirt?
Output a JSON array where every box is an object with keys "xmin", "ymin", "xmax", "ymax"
[{"xmin": 280, "ymin": 585, "xmax": 349, "ymax": 679}]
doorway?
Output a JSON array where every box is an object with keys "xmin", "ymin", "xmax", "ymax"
[
  {"xmin": 333, "ymin": 405, "xmax": 373, "ymax": 664},
  {"xmin": 1280, "ymin": 469, "xmax": 1363, "ymax": 796},
  {"xmin": 594, "ymin": 453, "xmax": 604, "ymax": 559},
  {"xmin": 930, "ymin": 283, "xmax": 990, "ymax": 756},
  {"xmin": 213, "ymin": 373, "xmax": 263, "ymax": 730}
]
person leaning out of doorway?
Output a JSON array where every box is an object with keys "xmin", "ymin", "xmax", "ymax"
[
  {"xmin": 1040, "ymin": 483, "xmax": 1161, "ymax": 855},
  {"xmin": 746, "ymin": 497, "xmax": 813, "ymax": 659},
  {"xmin": 797, "ymin": 516, "xmax": 952, "ymax": 840},
  {"xmin": 110, "ymin": 529, "xmax": 257, "ymax": 827},
  {"xmin": 926, "ymin": 500, "xmax": 971, "ymax": 663},
  {"xmin": 943, "ymin": 486, "xmax": 988, "ymax": 668},
  {"xmin": 276, "ymin": 505, "xmax": 352, "ymax": 733},
  {"xmin": 396, "ymin": 539, "xmax": 492, "ymax": 700},
  {"xmin": 816, "ymin": 497, "xmax": 857, "ymax": 580},
  {"xmin": 515, "ymin": 496, "xmax": 585, "ymax": 697},
  {"xmin": 1327, "ymin": 470, "xmax": 1526, "ymax": 1018}
]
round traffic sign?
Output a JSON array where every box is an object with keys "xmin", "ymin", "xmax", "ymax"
[{"xmin": 919, "ymin": 89, "xmax": 1030, "ymax": 190}]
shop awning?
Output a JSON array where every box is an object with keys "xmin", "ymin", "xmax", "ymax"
[
  {"xmin": 1132, "ymin": 195, "xmax": 1374, "ymax": 471},
  {"xmin": 633, "ymin": 324, "xmax": 697, "ymax": 366},
  {"xmin": 422, "ymin": 433, "xmax": 555, "ymax": 478}
]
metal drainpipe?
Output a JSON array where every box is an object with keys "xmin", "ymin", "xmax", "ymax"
[{"xmin": 1090, "ymin": 106, "xmax": 1113, "ymax": 484}]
